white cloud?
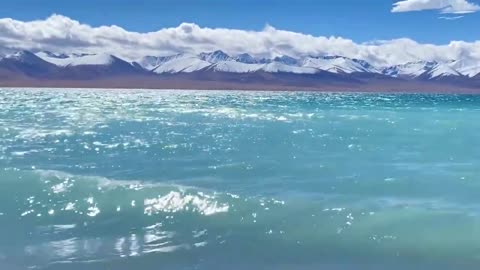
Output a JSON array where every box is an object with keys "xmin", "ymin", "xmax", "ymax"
[
  {"xmin": 392, "ymin": 0, "xmax": 480, "ymax": 14},
  {"xmin": 0, "ymin": 14, "xmax": 480, "ymax": 66},
  {"xmin": 439, "ymin": 15, "xmax": 465, "ymax": 19}
]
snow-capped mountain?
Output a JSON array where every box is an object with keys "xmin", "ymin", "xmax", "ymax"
[
  {"xmin": 199, "ymin": 50, "xmax": 232, "ymax": 63},
  {"xmin": 261, "ymin": 62, "xmax": 319, "ymax": 74},
  {"xmin": 382, "ymin": 61, "xmax": 438, "ymax": 78},
  {"xmin": 383, "ymin": 61, "xmax": 466, "ymax": 79},
  {"xmin": 150, "ymin": 54, "xmax": 211, "ymax": 73},
  {"xmin": 136, "ymin": 50, "xmax": 478, "ymax": 78},
  {"xmin": 36, "ymin": 51, "xmax": 137, "ymax": 68},
  {"xmin": 209, "ymin": 61, "xmax": 263, "ymax": 73},
  {"xmin": 4, "ymin": 50, "xmax": 50, "ymax": 65},
  {"xmin": 302, "ymin": 56, "xmax": 380, "ymax": 74},
  {"xmin": 140, "ymin": 51, "xmax": 372, "ymax": 75},
  {"xmin": 449, "ymin": 59, "xmax": 480, "ymax": 78},
  {"xmin": 273, "ymin": 55, "xmax": 299, "ymax": 66},
  {"xmin": 426, "ymin": 63, "xmax": 462, "ymax": 79},
  {"xmin": 0, "ymin": 49, "xmax": 477, "ymax": 79},
  {"xmin": 0, "ymin": 50, "xmax": 58, "ymax": 78},
  {"xmin": 137, "ymin": 55, "xmax": 182, "ymax": 71},
  {"xmin": 1, "ymin": 48, "xmax": 479, "ymax": 91},
  {"xmin": 234, "ymin": 53, "xmax": 267, "ymax": 64}
]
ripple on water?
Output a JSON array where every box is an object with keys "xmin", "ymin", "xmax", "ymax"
[{"xmin": 2, "ymin": 89, "xmax": 480, "ymax": 269}]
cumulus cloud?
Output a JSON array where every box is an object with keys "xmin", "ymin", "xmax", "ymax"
[
  {"xmin": 0, "ymin": 14, "xmax": 480, "ymax": 66},
  {"xmin": 392, "ymin": 0, "xmax": 480, "ymax": 14}
]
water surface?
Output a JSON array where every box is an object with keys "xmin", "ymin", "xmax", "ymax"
[{"xmin": 1, "ymin": 89, "xmax": 480, "ymax": 270}]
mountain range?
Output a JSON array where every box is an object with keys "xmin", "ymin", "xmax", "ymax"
[{"xmin": 1, "ymin": 49, "xmax": 479, "ymax": 92}]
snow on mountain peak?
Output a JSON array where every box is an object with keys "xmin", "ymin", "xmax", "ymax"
[
  {"xmin": 24, "ymin": 48, "xmax": 478, "ymax": 78},
  {"xmin": 199, "ymin": 50, "xmax": 232, "ymax": 63},
  {"xmin": 139, "ymin": 51, "xmax": 478, "ymax": 78},
  {"xmin": 382, "ymin": 61, "xmax": 438, "ymax": 78},
  {"xmin": 449, "ymin": 59, "xmax": 480, "ymax": 78},
  {"xmin": 234, "ymin": 53, "xmax": 259, "ymax": 64},
  {"xmin": 5, "ymin": 50, "xmax": 39, "ymax": 60},
  {"xmin": 302, "ymin": 55, "xmax": 379, "ymax": 74},
  {"xmin": 262, "ymin": 61, "xmax": 318, "ymax": 74},
  {"xmin": 273, "ymin": 55, "xmax": 299, "ymax": 66},
  {"xmin": 427, "ymin": 63, "xmax": 462, "ymax": 78},
  {"xmin": 36, "ymin": 52, "xmax": 120, "ymax": 67},
  {"xmin": 151, "ymin": 54, "xmax": 211, "ymax": 73},
  {"xmin": 211, "ymin": 61, "xmax": 263, "ymax": 73},
  {"xmin": 138, "ymin": 54, "xmax": 183, "ymax": 71},
  {"xmin": 3, "ymin": 50, "xmax": 48, "ymax": 65}
]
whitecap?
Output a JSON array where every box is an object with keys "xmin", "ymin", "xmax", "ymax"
[{"xmin": 144, "ymin": 191, "xmax": 229, "ymax": 216}]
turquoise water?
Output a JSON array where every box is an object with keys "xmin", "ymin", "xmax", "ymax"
[{"xmin": 1, "ymin": 89, "xmax": 480, "ymax": 270}]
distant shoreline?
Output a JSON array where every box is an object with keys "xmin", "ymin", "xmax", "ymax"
[{"xmin": 1, "ymin": 80, "xmax": 480, "ymax": 94}]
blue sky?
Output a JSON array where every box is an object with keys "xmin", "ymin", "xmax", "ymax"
[{"xmin": 0, "ymin": 0, "xmax": 479, "ymax": 44}]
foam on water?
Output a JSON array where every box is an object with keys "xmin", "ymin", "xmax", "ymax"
[{"xmin": 2, "ymin": 89, "xmax": 480, "ymax": 269}]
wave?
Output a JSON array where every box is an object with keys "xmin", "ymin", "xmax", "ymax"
[
  {"xmin": 0, "ymin": 169, "xmax": 221, "ymax": 267},
  {"xmin": 2, "ymin": 168, "xmax": 480, "ymax": 270},
  {"xmin": 0, "ymin": 169, "xmax": 244, "ymax": 220}
]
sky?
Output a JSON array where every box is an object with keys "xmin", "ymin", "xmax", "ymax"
[
  {"xmin": 1, "ymin": 0, "xmax": 479, "ymax": 44},
  {"xmin": 0, "ymin": 0, "xmax": 479, "ymax": 65}
]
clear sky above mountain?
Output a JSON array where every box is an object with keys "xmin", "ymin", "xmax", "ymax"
[{"xmin": 1, "ymin": 0, "xmax": 479, "ymax": 44}]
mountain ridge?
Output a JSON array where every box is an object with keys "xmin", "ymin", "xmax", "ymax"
[{"xmin": 0, "ymin": 49, "xmax": 479, "ymax": 92}]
